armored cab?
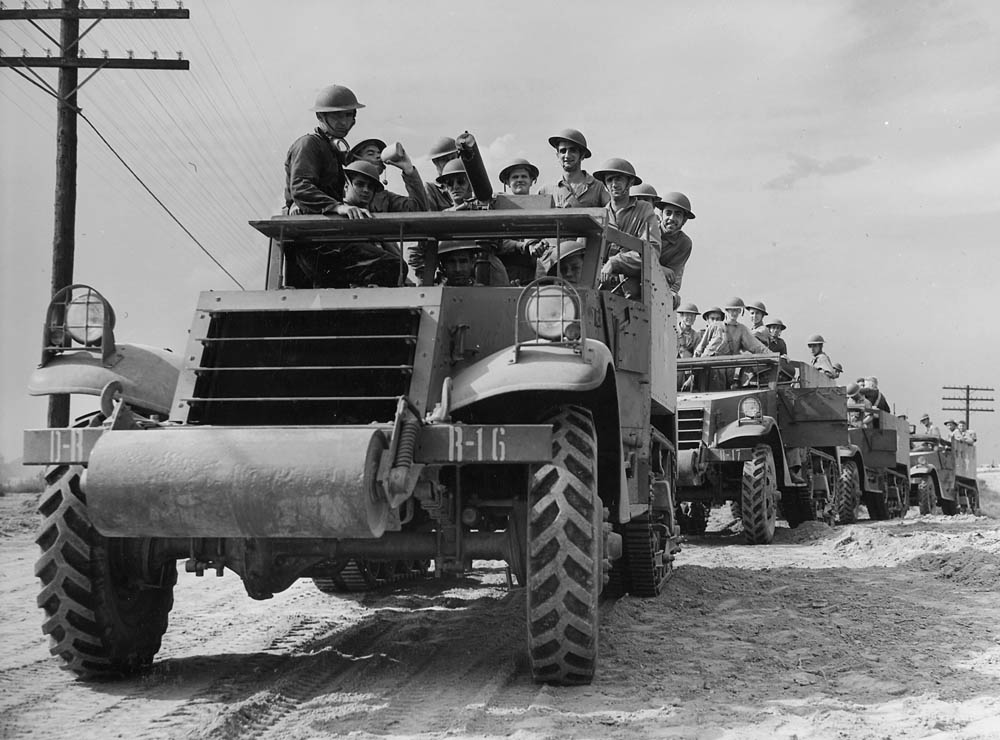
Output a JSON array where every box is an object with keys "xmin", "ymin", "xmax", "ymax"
[
  {"xmin": 23, "ymin": 207, "xmax": 680, "ymax": 686},
  {"xmin": 909, "ymin": 435, "xmax": 979, "ymax": 515},
  {"xmin": 836, "ymin": 408, "xmax": 910, "ymax": 522},
  {"xmin": 675, "ymin": 355, "xmax": 848, "ymax": 544}
]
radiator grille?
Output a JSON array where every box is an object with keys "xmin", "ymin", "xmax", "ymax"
[
  {"xmin": 185, "ymin": 308, "xmax": 420, "ymax": 426},
  {"xmin": 677, "ymin": 408, "xmax": 706, "ymax": 450}
]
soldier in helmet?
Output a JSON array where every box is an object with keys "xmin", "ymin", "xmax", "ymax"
[
  {"xmin": 675, "ymin": 302, "xmax": 701, "ymax": 359},
  {"xmin": 496, "ymin": 158, "xmax": 549, "ymax": 284},
  {"xmin": 630, "ymin": 183, "xmax": 660, "ymax": 204},
  {"xmin": 541, "ymin": 239, "xmax": 588, "ymax": 286},
  {"xmin": 593, "ymin": 158, "xmax": 660, "ymax": 299},
  {"xmin": 762, "ymin": 317, "xmax": 788, "ymax": 355},
  {"xmin": 538, "ymin": 129, "xmax": 611, "ymax": 209},
  {"xmin": 435, "ymin": 241, "xmax": 504, "ymax": 287},
  {"xmin": 284, "ymin": 84, "xmax": 369, "ymax": 218},
  {"xmin": 655, "ymin": 192, "xmax": 696, "ymax": 303},
  {"xmin": 860, "ymin": 376, "xmax": 891, "ymax": 412},
  {"xmin": 424, "ymin": 136, "xmax": 460, "ymax": 211},
  {"xmin": 957, "ymin": 420, "xmax": 977, "ymax": 444},
  {"xmin": 919, "ymin": 413, "xmax": 942, "ymax": 438},
  {"xmin": 807, "ymin": 334, "xmax": 837, "ymax": 378},
  {"xmin": 746, "ymin": 300, "xmax": 769, "ymax": 341},
  {"xmin": 943, "ymin": 418, "xmax": 959, "ymax": 441},
  {"xmin": 694, "ymin": 298, "xmax": 768, "ymax": 358},
  {"xmin": 846, "ymin": 382, "xmax": 874, "ymax": 429},
  {"xmin": 348, "ymin": 138, "xmax": 428, "ymax": 212}
]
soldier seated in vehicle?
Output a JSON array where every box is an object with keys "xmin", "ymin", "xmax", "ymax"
[
  {"xmin": 348, "ymin": 137, "xmax": 429, "ymax": 212},
  {"xmin": 860, "ymin": 376, "xmax": 891, "ymax": 412},
  {"xmin": 540, "ymin": 240, "xmax": 588, "ymax": 286},
  {"xmin": 435, "ymin": 241, "xmax": 509, "ymax": 287},
  {"xmin": 846, "ymin": 382, "xmax": 874, "ymax": 429}
]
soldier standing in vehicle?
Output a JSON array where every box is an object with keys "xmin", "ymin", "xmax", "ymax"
[
  {"xmin": 676, "ymin": 303, "xmax": 701, "ymax": 359},
  {"xmin": 919, "ymin": 413, "xmax": 942, "ymax": 438},
  {"xmin": 694, "ymin": 300, "xmax": 769, "ymax": 357},
  {"xmin": 348, "ymin": 138, "xmax": 429, "ymax": 212},
  {"xmin": 762, "ymin": 317, "xmax": 788, "ymax": 355},
  {"xmin": 496, "ymin": 157, "xmax": 549, "ymax": 284},
  {"xmin": 424, "ymin": 136, "xmax": 460, "ymax": 211},
  {"xmin": 746, "ymin": 300, "xmax": 769, "ymax": 341},
  {"xmin": 860, "ymin": 376, "xmax": 892, "ymax": 412},
  {"xmin": 538, "ymin": 129, "xmax": 611, "ymax": 208},
  {"xmin": 655, "ymin": 192, "xmax": 695, "ymax": 305},
  {"xmin": 807, "ymin": 334, "xmax": 838, "ymax": 378},
  {"xmin": 957, "ymin": 420, "xmax": 977, "ymax": 444},
  {"xmin": 846, "ymin": 383, "xmax": 874, "ymax": 429},
  {"xmin": 944, "ymin": 419, "xmax": 960, "ymax": 441},
  {"xmin": 630, "ymin": 183, "xmax": 659, "ymax": 204},
  {"xmin": 593, "ymin": 158, "xmax": 660, "ymax": 299},
  {"xmin": 284, "ymin": 84, "xmax": 369, "ymax": 218}
]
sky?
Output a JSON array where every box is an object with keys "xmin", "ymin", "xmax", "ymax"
[{"xmin": 1, "ymin": 0, "xmax": 999, "ymax": 465}]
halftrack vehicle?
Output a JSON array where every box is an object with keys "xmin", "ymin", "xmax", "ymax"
[
  {"xmin": 836, "ymin": 406, "xmax": 910, "ymax": 522},
  {"xmin": 675, "ymin": 354, "xmax": 848, "ymax": 543},
  {"xmin": 909, "ymin": 434, "xmax": 979, "ymax": 515},
  {"xmin": 24, "ymin": 205, "xmax": 681, "ymax": 686}
]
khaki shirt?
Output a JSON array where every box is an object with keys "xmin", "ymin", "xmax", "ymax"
[
  {"xmin": 604, "ymin": 198, "xmax": 661, "ymax": 277},
  {"xmin": 538, "ymin": 172, "xmax": 611, "ymax": 209}
]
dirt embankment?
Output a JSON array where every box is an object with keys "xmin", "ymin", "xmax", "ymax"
[{"xmin": 2, "ymin": 487, "xmax": 1000, "ymax": 739}]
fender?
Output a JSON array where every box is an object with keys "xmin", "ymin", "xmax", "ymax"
[
  {"xmin": 838, "ymin": 446, "xmax": 870, "ymax": 492},
  {"xmin": 28, "ymin": 343, "xmax": 182, "ymax": 417},
  {"xmin": 713, "ymin": 417, "xmax": 795, "ymax": 488},
  {"xmin": 911, "ymin": 469, "xmax": 951, "ymax": 502},
  {"xmin": 449, "ymin": 340, "xmax": 613, "ymax": 411}
]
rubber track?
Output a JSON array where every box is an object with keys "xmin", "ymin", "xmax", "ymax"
[
  {"xmin": 527, "ymin": 405, "xmax": 600, "ymax": 685},
  {"xmin": 314, "ymin": 559, "xmax": 430, "ymax": 593},
  {"xmin": 836, "ymin": 461, "xmax": 861, "ymax": 524},
  {"xmin": 35, "ymin": 465, "xmax": 175, "ymax": 677},
  {"xmin": 741, "ymin": 446, "xmax": 776, "ymax": 545}
]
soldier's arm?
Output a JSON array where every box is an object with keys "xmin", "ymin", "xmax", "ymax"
[{"xmin": 741, "ymin": 326, "xmax": 771, "ymax": 354}]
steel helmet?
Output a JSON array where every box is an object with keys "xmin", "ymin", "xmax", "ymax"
[
  {"xmin": 555, "ymin": 239, "xmax": 587, "ymax": 259},
  {"xmin": 343, "ymin": 160, "xmax": 385, "ymax": 191},
  {"xmin": 593, "ymin": 158, "xmax": 642, "ymax": 185},
  {"xmin": 920, "ymin": 413, "xmax": 931, "ymax": 422},
  {"xmin": 437, "ymin": 240, "xmax": 479, "ymax": 255},
  {"xmin": 655, "ymin": 191, "xmax": 695, "ymax": 220},
  {"xmin": 547, "ymin": 128, "xmax": 592, "ymax": 159},
  {"xmin": 765, "ymin": 317, "xmax": 786, "ymax": 329},
  {"xmin": 630, "ymin": 183, "xmax": 659, "ymax": 201},
  {"xmin": 833, "ymin": 362, "xmax": 843, "ymax": 372},
  {"xmin": 310, "ymin": 84, "xmax": 365, "ymax": 112},
  {"xmin": 746, "ymin": 300, "xmax": 768, "ymax": 315},
  {"xmin": 429, "ymin": 136, "xmax": 458, "ymax": 161},
  {"xmin": 677, "ymin": 302, "xmax": 700, "ymax": 315},
  {"xmin": 435, "ymin": 158, "xmax": 470, "ymax": 185},
  {"xmin": 807, "ymin": 333, "xmax": 825, "ymax": 345},
  {"xmin": 702, "ymin": 306, "xmax": 724, "ymax": 321},
  {"xmin": 944, "ymin": 419, "xmax": 958, "ymax": 427},
  {"xmin": 350, "ymin": 137, "xmax": 387, "ymax": 156},
  {"xmin": 846, "ymin": 382, "xmax": 861, "ymax": 396},
  {"xmin": 724, "ymin": 297, "xmax": 745, "ymax": 310},
  {"xmin": 498, "ymin": 157, "xmax": 540, "ymax": 184}
]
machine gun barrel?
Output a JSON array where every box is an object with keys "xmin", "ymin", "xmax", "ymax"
[{"xmin": 456, "ymin": 131, "xmax": 494, "ymax": 202}]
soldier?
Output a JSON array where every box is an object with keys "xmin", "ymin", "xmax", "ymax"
[
  {"xmin": 746, "ymin": 300, "xmax": 769, "ymax": 341},
  {"xmin": 435, "ymin": 241, "xmax": 509, "ymax": 287},
  {"xmin": 496, "ymin": 157, "xmax": 548, "ymax": 283},
  {"xmin": 807, "ymin": 334, "xmax": 837, "ymax": 378},
  {"xmin": 831, "ymin": 362, "xmax": 844, "ymax": 379},
  {"xmin": 436, "ymin": 159, "xmax": 477, "ymax": 211},
  {"xmin": 695, "ymin": 299, "xmax": 769, "ymax": 358},
  {"xmin": 538, "ymin": 128, "xmax": 611, "ymax": 208},
  {"xmin": 943, "ymin": 419, "xmax": 959, "ymax": 441},
  {"xmin": 593, "ymin": 158, "xmax": 660, "ymax": 299},
  {"xmin": 860, "ymin": 376, "xmax": 891, "ymax": 412},
  {"xmin": 919, "ymin": 413, "xmax": 942, "ymax": 438},
  {"xmin": 846, "ymin": 382, "xmax": 874, "ymax": 429},
  {"xmin": 543, "ymin": 240, "xmax": 588, "ymax": 286},
  {"xmin": 284, "ymin": 84, "xmax": 368, "ymax": 218},
  {"xmin": 424, "ymin": 136, "xmax": 460, "ymax": 211},
  {"xmin": 348, "ymin": 138, "xmax": 429, "ymax": 212},
  {"xmin": 957, "ymin": 420, "xmax": 977, "ymax": 444},
  {"xmin": 762, "ymin": 317, "xmax": 788, "ymax": 355},
  {"xmin": 655, "ymin": 192, "xmax": 695, "ymax": 302},
  {"xmin": 630, "ymin": 183, "xmax": 659, "ymax": 204},
  {"xmin": 676, "ymin": 302, "xmax": 700, "ymax": 359}
]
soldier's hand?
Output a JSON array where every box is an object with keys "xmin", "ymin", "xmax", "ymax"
[
  {"xmin": 381, "ymin": 142, "xmax": 414, "ymax": 174},
  {"xmin": 599, "ymin": 262, "xmax": 615, "ymax": 283},
  {"xmin": 334, "ymin": 204, "xmax": 372, "ymax": 220},
  {"xmin": 529, "ymin": 240, "xmax": 550, "ymax": 258}
]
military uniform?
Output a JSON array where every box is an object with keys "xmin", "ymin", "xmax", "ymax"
[
  {"xmin": 284, "ymin": 128, "xmax": 349, "ymax": 214},
  {"xmin": 695, "ymin": 320, "xmax": 769, "ymax": 357},
  {"xmin": 811, "ymin": 351, "xmax": 837, "ymax": 378},
  {"xmin": 658, "ymin": 230, "xmax": 692, "ymax": 291},
  {"xmin": 538, "ymin": 173, "xmax": 611, "ymax": 209},
  {"xmin": 677, "ymin": 323, "xmax": 700, "ymax": 359},
  {"xmin": 603, "ymin": 198, "xmax": 661, "ymax": 292},
  {"xmin": 370, "ymin": 166, "xmax": 429, "ymax": 213}
]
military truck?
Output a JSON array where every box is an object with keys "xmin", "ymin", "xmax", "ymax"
[
  {"xmin": 23, "ymin": 206, "xmax": 680, "ymax": 686},
  {"xmin": 836, "ymin": 406, "xmax": 910, "ymax": 522},
  {"xmin": 675, "ymin": 354, "xmax": 848, "ymax": 544},
  {"xmin": 909, "ymin": 434, "xmax": 979, "ymax": 515}
]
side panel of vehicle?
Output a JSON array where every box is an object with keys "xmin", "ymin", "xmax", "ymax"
[{"xmin": 775, "ymin": 386, "xmax": 848, "ymax": 449}]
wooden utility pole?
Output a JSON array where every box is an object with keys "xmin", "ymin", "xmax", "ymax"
[
  {"xmin": 0, "ymin": 1, "xmax": 189, "ymax": 426},
  {"xmin": 942, "ymin": 385, "xmax": 994, "ymax": 428}
]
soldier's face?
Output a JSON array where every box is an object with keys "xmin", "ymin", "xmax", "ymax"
[
  {"xmin": 658, "ymin": 206, "xmax": 687, "ymax": 233},
  {"xmin": 321, "ymin": 110, "xmax": 357, "ymax": 139},
  {"xmin": 810, "ymin": 344, "xmax": 823, "ymax": 356},
  {"xmin": 443, "ymin": 253, "xmax": 474, "ymax": 282},
  {"xmin": 443, "ymin": 175, "xmax": 471, "ymax": 202},
  {"xmin": 558, "ymin": 254, "xmax": 584, "ymax": 285},
  {"xmin": 556, "ymin": 143, "xmax": 582, "ymax": 172},
  {"xmin": 958, "ymin": 422, "xmax": 967, "ymax": 432},
  {"xmin": 725, "ymin": 307, "xmax": 742, "ymax": 322},
  {"xmin": 344, "ymin": 175, "xmax": 376, "ymax": 206},
  {"xmin": 768, "ymin": 325, "xmax": 783, "ymax": 337},
  {"xmin": 747, "ymin": 308, "xmax": 764, "ymax": 325},
  {"xmin": 680, "ymin": 313, "xmax": 696, "ymax": 328},
  {"xmin": 354, "ymin": 144, "xmax": 383, "ymax": 168},
  {"xmin": 506, "ymin": 168, "xmax": 533, "ymax": 195},
  {"xmin": 706, "ymin": 313, "xmax": 723, "ymax": 324},
  {"xmin": 604, "ymin": 174, "xmax": 632, "ymax": 199}
]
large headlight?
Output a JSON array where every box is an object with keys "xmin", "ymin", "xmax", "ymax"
[
  {"xmin": 65, "ymin": 288, "xmax": 107, "ymax": 345},
  {"xmin": 739, "ymin": 396, "xmax": 763, "ymax": 421},
  {"xmin": 523, "ymin": 284, "xmax": 578, "ymax": 340}
]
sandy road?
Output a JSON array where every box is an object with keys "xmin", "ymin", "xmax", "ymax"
[{"xmin": 2, "ymin": 488, "xmax": 1000, "ymax": 740}]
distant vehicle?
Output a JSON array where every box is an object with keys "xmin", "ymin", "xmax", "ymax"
[
  {"xmin": 675, "ymin": 354, "xmax": 848, "ymax": 544},
  {"xmin": 836, "ymin": 406, "xmax": 910, "ymax": 522},
  {"xmin": 23, "ymin": 203, "xmax": 680, "ymax": 686},
  {"xmin": 909, "ymin": 434, "xmax": 980, "ymax": 515}
]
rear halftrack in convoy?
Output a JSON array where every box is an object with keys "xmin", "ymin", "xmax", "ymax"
[
  {"xmin": 23, "ymin": 207, "xmax": 681, "ymax": 685},
  {"xmin": 837, "ymin": 405, "xmax": 910, "ymax": 523},
  {"xmin": 909, "ymin": 434, "xmax": 979, "ymax": 515},
  {"xmin": 674, "ymin": 354, "xmax": 852, "ymax": 543}
]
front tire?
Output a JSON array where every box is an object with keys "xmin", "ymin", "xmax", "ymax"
[
  {"xmin": 836, "ymin": 461, "xmax": 862, "ymax": 524},
  {"xmin": 527, "ymin": 406, "xmax": 601, "ymax": 685},
  {"xmin": 35, "ymin": 465, "xmax": 176, "ymax": 678},
  {"xmin": 741, "ymin": 445, "xmax": 777, "ymax": 545}
]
